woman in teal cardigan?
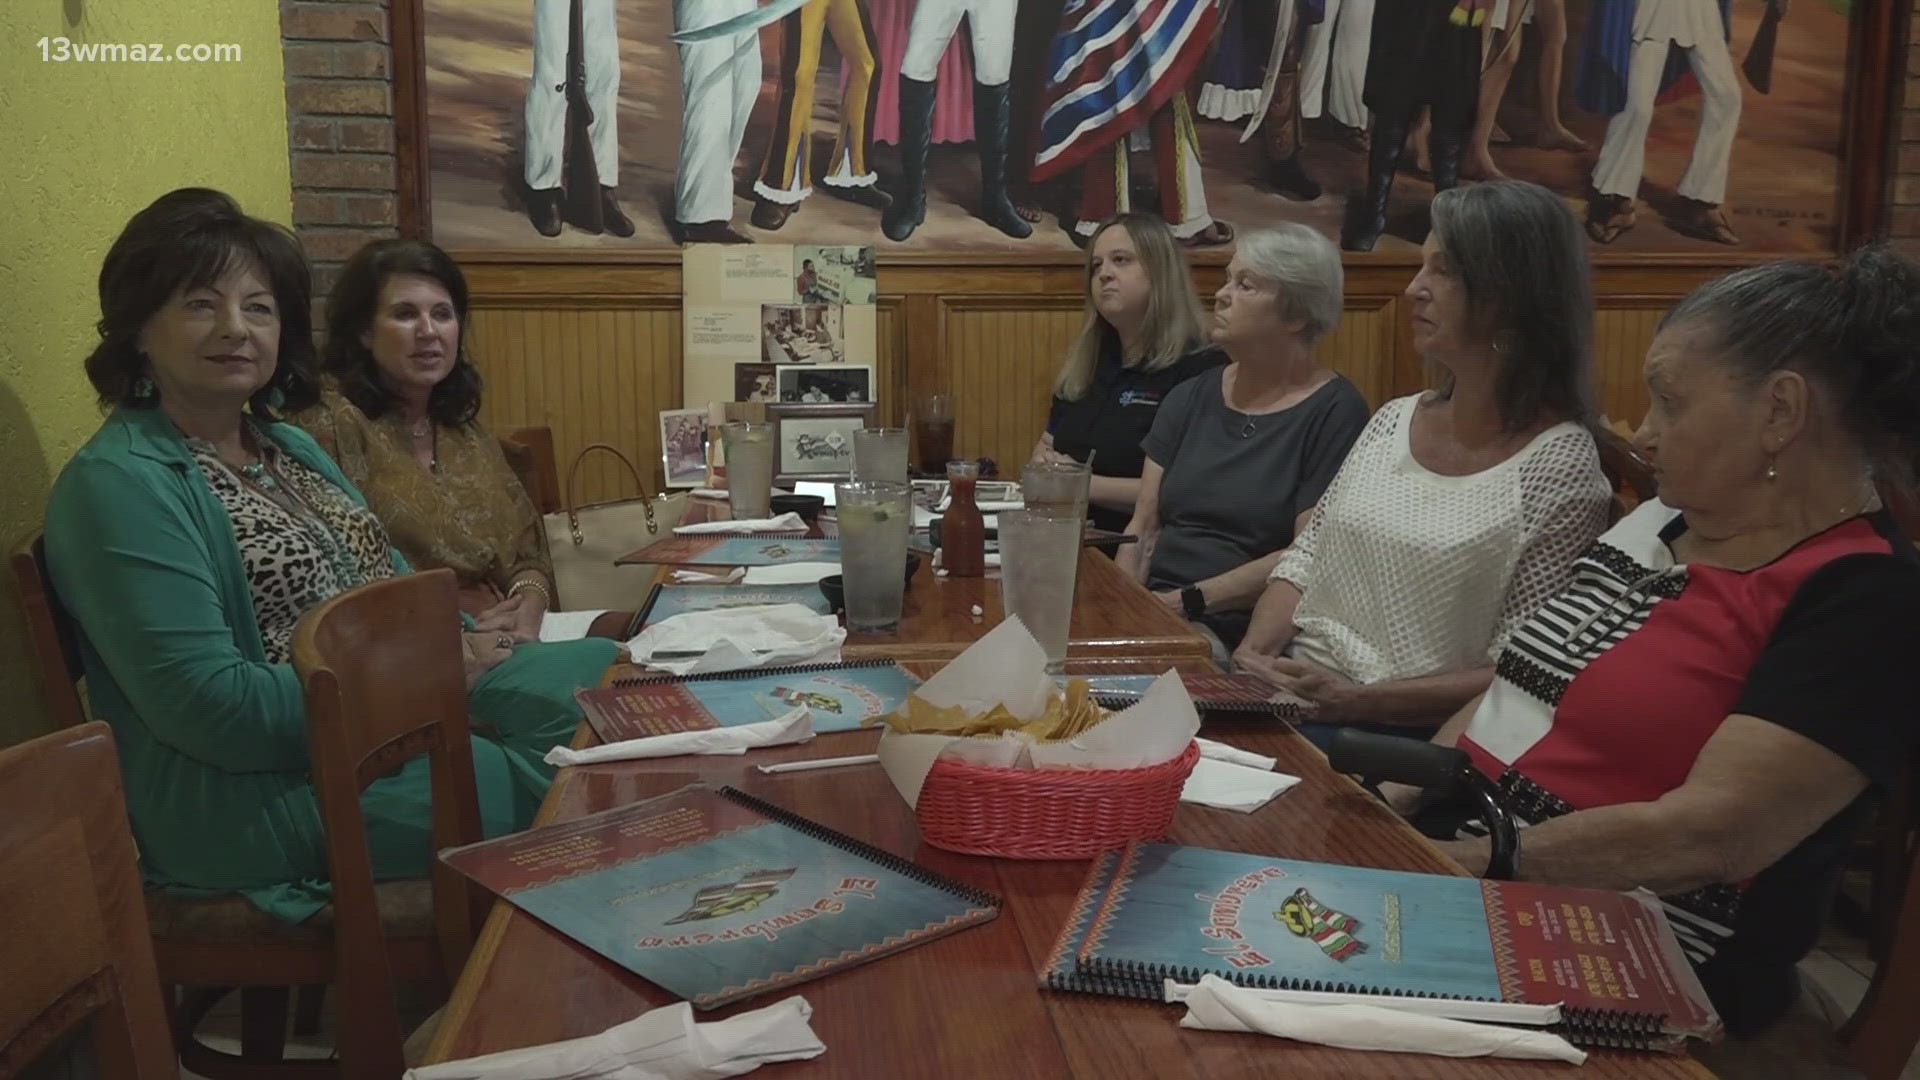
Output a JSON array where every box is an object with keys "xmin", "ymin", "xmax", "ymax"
[{"xmin": 44, "ymin": 189, "xmax": 619, "ymax": 923}]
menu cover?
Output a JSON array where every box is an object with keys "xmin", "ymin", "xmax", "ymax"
[
  {"xmin": 441, "ymin": 784, "xmax": 1000, "ymax": 1010},
  {"xmin": 1046, "ymin": 842, "xmax": 1721, "ymax": 1051},
  {"xmin": 1082, "ymin": 672, "xmax": 1311, "ymax": 717},
  {"xmin": 636, "ymin": 583, "xmax": 833, "ymax": 629},
  {"xmin": 617, "ymin": 535, "xmax": 839, "ymax": 567},
  {"xmin": 574, "ymin": 659, "xmax": 922, "ymax": 740}
]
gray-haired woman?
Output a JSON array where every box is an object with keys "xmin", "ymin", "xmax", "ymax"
[
  {"xmin": 1235, "ymin": 180, "xmax": 1612, "ymax": 744},
  {"xmin": 1117, "ymin": 223, "xmax": 1372, "ymax": 657}
]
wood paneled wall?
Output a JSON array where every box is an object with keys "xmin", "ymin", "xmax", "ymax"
[{"xmin": 455, "ymin": 257, "xmax": 1725, "ymax": 507}]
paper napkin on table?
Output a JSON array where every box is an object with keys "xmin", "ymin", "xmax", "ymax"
[
  {"xmin": 1179, "ymin": 758, "xmax": 1301, "ymax": 813},
  {"xmin": 1194, "ymin": 737, "xmax": 1278, "ymax": 772},
  {"xmin": 741, "ymin": 562, "xmax": 841, "ymax": 585},
  {"xmin": 690, "ymin": 488, "xmax": 729, "ymax": 500},
  {"xmin": 537, "ymin": 609, "xmax": 607, "ymax": 643},
  {"xmin": 1178, "ymin": 976, "xmax": 1586, "ymax": 1065},
  {"xmin": 671, "ymin": 568, "xmax": 748, "ymax": 584},
  {"xmin": 673, "ymin": 513, "xmax": 807, "ymax": 535},
  {"xmin": 403, "ymin": 995, "xmax": 826, "ymax": 1079},
  {"xmin": 624, "ymin": 605, "xmax": 844, "ymax": 676},
  {"xmin": 545, "ymin": 707, "xmax": 814, "ymax": 767}
]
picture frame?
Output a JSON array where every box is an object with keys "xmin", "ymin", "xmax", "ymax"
[
  {"xmin": 775, "ymin": 363, "xmax": 874, "ymax": 405},
  {"xmin": 657, "ymin": 407, "xmax": 710, "ymax": 489},
  {"xmin": 769, "ymin": 402, "xmax": 878, "ymax": 484}
]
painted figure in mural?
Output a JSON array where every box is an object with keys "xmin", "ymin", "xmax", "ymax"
[
  {"xmin": 750, "ymin": 0, "xmax": 893, "ymax": 231},
  {"xmin": 1031, "ymin": 0, "xmax": 1234, "ymax": 248},
  {"xmin": 881, "ymin": 0, "xmax": 1030, "ymax": 240},
  {"xmin": 1340, "ymin": 1, "xmax": 1481, "ymax": 252},
  {"xmin": 524, "ymin": 0, "xmax": 633, "ymax": 237},
  {"xmin": 1579, "ymin": 0, "xmax": 1749, "ymax": 246},
  {"xmin": 672, "ymin": 0, "xmax": 763, "ymax": 243},
  {"xmin": 1240, "ymin": 0, "xmax": 1327, "ymax": 203},
  {"xmin": 1298, "ymin": 0, "xmax": 1372, "ymax": 147}
]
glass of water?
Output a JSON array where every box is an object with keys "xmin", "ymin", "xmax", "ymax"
[
  {"xmin": 852, "ymin": 427, "xmax": 910, "ymax": 484},
  {"xmin": 1021, "ymin": 459, "xmax": 1091, "ymax": 519},
  {"xmin": 834, "ymin": 481, "xmax": 912, "ymax": 634},
  {"xmin": 998, "ymin": 509, "xmax": 1083, "ymax": 674},
  {"xmin": 722, "ymin": 421, "xmax": 775, "ymax": 520}
]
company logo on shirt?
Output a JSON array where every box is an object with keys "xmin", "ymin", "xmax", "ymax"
[{"xmin": 1117, "ymin": 389, "xmax": 1163, "ymax": 407}]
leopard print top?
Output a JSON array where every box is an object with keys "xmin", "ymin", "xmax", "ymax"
[{"xmin": 188, "ymin": 432, "xmax": 395, "ymax": 664}]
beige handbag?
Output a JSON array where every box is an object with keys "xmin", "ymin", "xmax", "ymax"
[{"xmin": 541, "ymin": 443, "xmax": 692, "ymax": 611}]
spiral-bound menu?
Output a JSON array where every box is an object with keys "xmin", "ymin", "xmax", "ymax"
[
  {"xmin": 441, "ymin": 784, "xmax": 1000, "ymax": 1010},
  {"xmin": 1042, "ymin": 841, "xmax": 1722, "ymax": 1052},
  {"xmin": 575, "ymin": 659, "xmax": 921, "ymax": 740}
]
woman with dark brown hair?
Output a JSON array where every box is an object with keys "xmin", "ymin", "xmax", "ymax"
[
  {"xmin": 297, "ymin": 237, "xmax": 633, "ymax": 640},
  {"xmin": 43, "ymin": 190, "xmax": 618, "ymax": 923}
]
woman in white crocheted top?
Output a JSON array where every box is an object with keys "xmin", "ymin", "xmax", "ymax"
[{"xmin": 1233, "ymin": 180, "xmax": 1612, "ymax": 746}]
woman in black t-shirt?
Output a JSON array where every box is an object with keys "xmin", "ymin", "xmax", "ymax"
[{"xmin": 1033, "ymin": 213, "xmax": 1223, "ymax": 533}]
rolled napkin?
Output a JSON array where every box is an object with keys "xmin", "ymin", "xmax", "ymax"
[
  {"xmin": 741, "ymin": 562, "xmax": 841, "ymax": 585},
  {"xmin": 537, "ymin": 609, "xmax": 608, "ymax": 643},
  {"xmin": 1194, "ymin": 737, "xmax": 1278, "ymax": 772},
  {"xmin": 671, "ymin": 568, "xmax": 748, "ymax": 584},
  {"xmin": 626, "ymin": 604, "xmax": 845, "ymax": 676},
  {"xmin": 1179, "ymin": 757, "xmax": 1301, "ymax": 813},
  {"xmin": 690, "ymin": 488, "xmax": 730, "ymax": 500},
  {"xmin": 545, "ymin": 706, "xmax": 813, "ymax": 767},
  {"xmin": 1178, "ymin": 975, "xmax": 1587, "ymax": 1065},
  {"xmin": 673, "ymin": 513, "xmax": 807, "ymax": 536},
  {"xmin": 403, "ymin": 995, "xmax": 826, "ymax": 1080}
]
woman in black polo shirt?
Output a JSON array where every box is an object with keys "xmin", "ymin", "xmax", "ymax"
[{"xmin": 1033, "ymin": 212, "xmax": 1224, "ymax": 533}]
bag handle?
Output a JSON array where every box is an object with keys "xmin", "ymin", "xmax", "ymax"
[{"xmin": 563, "ymin": 442, "xmax": 657, "ymax": 545}]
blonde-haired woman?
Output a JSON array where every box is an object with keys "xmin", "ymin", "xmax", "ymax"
[{"xmin": 1033, "ymin": 212, "xmax": 1225, "ymax": 532}]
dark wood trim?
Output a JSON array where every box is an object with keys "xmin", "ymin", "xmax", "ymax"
[
  {"xmin": 390, "ymin": 0, "xmax": 433, "ymax": 240},
  {"xmin": 390, "ymin": 0, "xmax": 1902, "ymax": 260}
]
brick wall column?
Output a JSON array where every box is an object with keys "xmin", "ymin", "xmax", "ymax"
[
  {"xmin": 281, "ymin": 0, "xmax": 399, "ymax": 316},
  {"xmin": 1884, "ymin": 3, "xmax": 1920, "ymax": 248}
]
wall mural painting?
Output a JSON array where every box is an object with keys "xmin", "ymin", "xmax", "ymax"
[{"xmin": 423, "ymin": 0, "xmax": 1863, "ymax": 254}]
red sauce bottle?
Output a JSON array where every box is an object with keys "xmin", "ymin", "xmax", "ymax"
[{"xmin": 942, "ymin": 460, "xmax": 986, "ymax": 577}]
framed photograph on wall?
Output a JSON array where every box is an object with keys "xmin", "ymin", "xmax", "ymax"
[
  {"xmin": 769, "ymin": 403, "xmax": 877, "ymax": 484},
  {"xmin": 658, "ymin": 407, "xmax": 709, "ymax": 489},
  {"xmin": 776, "ymin": 363, "xmax": 873, "ymax": 405}
]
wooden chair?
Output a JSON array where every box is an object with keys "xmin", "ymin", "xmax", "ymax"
[
  {"xmin": 10, "ymin": 531, "xmax": 88, "ymax": 730},
  {"xmin": 500, "ymin": 425, "xmax": 561, "ymax": 515},
  {"xmin": 292, "ymin": 567, "xmax": 490, "ymax": 1078},
  {"xmin": 1594, "ymin": 426, "xmax": 1657, "ymax": 523},
  {"xmin": 1843, "ymin": 751, "xmax": 1920, "ymax": 1080},
  {"xmin": 0, "ymin": 722, "xmax": 174, "ymax": 1078}
]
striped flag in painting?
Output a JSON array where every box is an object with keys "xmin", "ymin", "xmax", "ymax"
[{"xmin": 1031, "ymin": 0, "xmax": 1221, "ymax": 184}]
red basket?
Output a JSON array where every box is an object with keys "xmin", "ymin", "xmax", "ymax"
[{"xmin": 914, "ymin": 740, "xmax": 1201, "ymax": 859}]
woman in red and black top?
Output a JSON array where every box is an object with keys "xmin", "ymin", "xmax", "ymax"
[{"xmin": 1389, "ymin": 246, "xmax": 1920, "ymax": 1064}]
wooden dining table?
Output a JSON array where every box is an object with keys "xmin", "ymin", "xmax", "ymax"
[
  {"xmin": 424, "ymin": 653, "xmax": 1712, "ymax": 1079},
  {"xmin": 626, "ymin": 497, "xmax": 1213, "ymax": 663}
]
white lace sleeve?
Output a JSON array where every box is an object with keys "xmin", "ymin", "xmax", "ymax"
[
  {"xmin": 1270, "ymin": 396, "xmax": 1410, "ymax": 591},
  {"xmin": 1488, "ymin": 427, "xmax": 1612, "ymax": 659}
]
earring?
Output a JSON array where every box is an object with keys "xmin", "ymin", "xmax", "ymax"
[
  {"xmin": 1765, "ymin": 457, "xmax": 1778, "ymax": 482},
  {"xmin": 265, "ymin": 386, "xmax": 286, "ymax": 410},
  {"xmin": 132, "ymin": 375, "xmax": 155, "ymax": 400}
]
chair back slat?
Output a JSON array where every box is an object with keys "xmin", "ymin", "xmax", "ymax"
[{"xmin": 11, "ymin": 531, "xmax": 89, "ymax": 729}]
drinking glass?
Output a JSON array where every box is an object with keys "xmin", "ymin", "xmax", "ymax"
[
  {"xmin": 998, "ymin": 509, "xmax": 1083, "ymax": 674},
  {"xmin": 835, "ymin": 481, "xmax": 912, "ymax": 634},
  {"xmin": 852, "ymin": 427, "xmax": 910, "ymax": 484},
  {"xmin": 1021, "ymin": 459, "xmax": 1091, "ymax": 519},
  {"xmin": 722, "ymin": 421, "xmax": 775, "ymax": 520},
  {"xmin": 911, "ymin": 394, "xmax": 955, "ymax": 474}
]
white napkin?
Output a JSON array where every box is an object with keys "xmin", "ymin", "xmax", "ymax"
[
  {"xmin": 625, "ymin": 605, "xmax": 845, "ymax": 676},
  {"xmin": 1194, "ymin": 737, "xmax": 1278, "ymax": 772},
  {"xmin": 741, "ymin": 562, "xmax": 841, "ymax": 585},
  {"xmin": 690, "ymin": 488, "xmax": 729, "ymax": 500},
  {"xmin": 671, "ymin": 568, "xmax": 748, "ymax": 584},
  {"xmin": 538, "ymin": 609, "xmax": 607, "ymax": 643},
  {"xmin": 1179, "ymin": 758, "xmax": 1301, "ymax": 813},
  {"xmin": 1179, "ymin": 976, "xmax": 1586, "ymax": 1065},
  {"xmin": 545, "ymin": 707, "xmax": 814, "ymax": 767},
  {"xmin": 673, "ymin": 513, "xmax": 807, "ymax": 535},
  {"xmin": 403, "ymin": 995, "xmax": 826, "ymax": 1080}
]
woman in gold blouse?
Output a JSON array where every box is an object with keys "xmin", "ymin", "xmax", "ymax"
[{"xmin": 299, "ymin": 239, "xmax": 625, "ymax": 640}]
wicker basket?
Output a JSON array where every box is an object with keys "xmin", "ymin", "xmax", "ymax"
[{"xmin": 914, "ymin": 740, "xmax": 1201, "ymax": 859}]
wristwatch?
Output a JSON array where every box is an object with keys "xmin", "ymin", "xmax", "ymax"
[{"xmin": 1180, "ymin": 585, "xmax": 1207, "ymax": 619}]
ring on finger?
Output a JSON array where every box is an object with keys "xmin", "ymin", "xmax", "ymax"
[{"xmin": 497, "ymin": 634, "xmax": 513, "ymax": 650}]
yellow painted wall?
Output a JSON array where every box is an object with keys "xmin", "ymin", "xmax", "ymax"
[{"xmin": 0, "ymin": 1, "xmax": 292, "ymax": 746}]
